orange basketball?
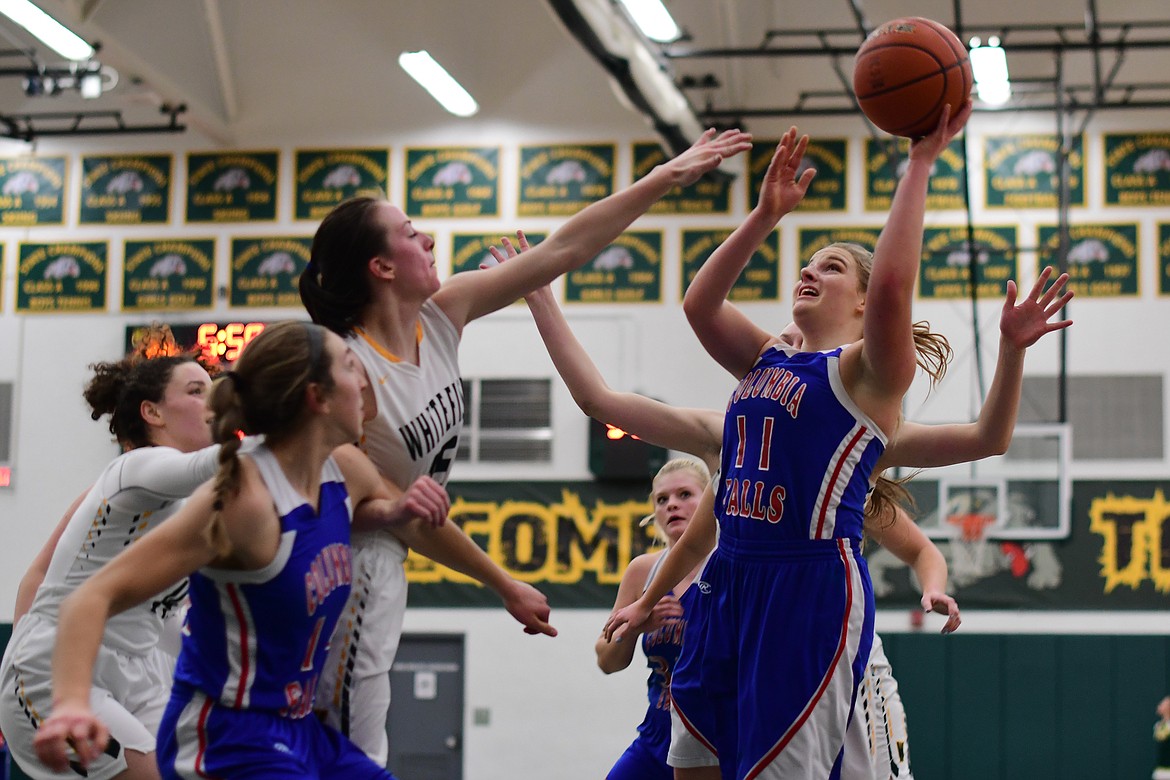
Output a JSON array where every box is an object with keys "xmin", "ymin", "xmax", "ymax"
[{"xmin": 853, "ymin": 17, "xmax": 972, "ymax": 137}]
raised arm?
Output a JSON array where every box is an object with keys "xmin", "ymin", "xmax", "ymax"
[
  {"xmin": 859, "ymin": 102, "xmax": 972, "ymax": 398},
  {"xmin": 603, "ymin": 479, "xmax": 718, "ymax": 643},
  {"xmin": 433, "ymin": 128, "xmax": 752, "ymax": 328},
  {"xmin": 683, "ymin": 127, "xmax": 816, "ymax": 378},
  {"xmin": 880, "ymin": 266, "xmax": 1073, "ymax": 469},
  {"xmin": 865, "ymin": 505, "xmax": 960, "ymax": 634},
  {"xmin": 34, "ymin": 483, "xmax": 225, "ymax": 771},
  {"xmin": 492, "ymin": 234, "xmax": 723, "ymax": 469}
]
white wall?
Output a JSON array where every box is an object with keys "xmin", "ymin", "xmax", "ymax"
[{"xmin": 2, "ymin": 106, "xmax": 1170, "ymax": 779}]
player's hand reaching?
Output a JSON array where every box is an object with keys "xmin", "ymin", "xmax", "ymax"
[
  {"xmin": 660, "ymin": 128, "xmax": 753, "ymax": 188},
  {"xmin": 921, "ymin": 590, "xmax": 961, "ymax": 634},
  {"xmin": 501, "ymin": 579, "xmax": 557, "ymax": 637},
  {"xmin": 909, "ymin": 100, "xmax": 972, "ymax": 163},
  {"xmin": 33, "ymin": 701, "xmax": 110, "ymax": 772},
  {"xmin": 756, "ymin": 126, "xmax": 817, "ymax": 221},
  {"xmin": 999, "ymin": 265, "xmax": 1073, "ymax": 351}
]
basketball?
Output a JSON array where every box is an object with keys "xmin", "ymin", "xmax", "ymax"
[{"xmin": 853, "ymin": 17, "xmax": 972, "ymax": 138}]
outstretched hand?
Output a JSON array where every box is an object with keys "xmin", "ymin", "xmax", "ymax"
[
  {"xmin": 486, "ymin": 230, "xmax": 558, "ymax": 307},
  {"xmin": 1000, "ymin": 265, "xmax": 1074, "ymax": 351},
  {"xmin": 33, "ymin": 702, "xmax": 110, "ymax": 773},
  {"xmin": 910, "ymin": 100, "xmax": 973, "ymax": 163},
  {"xmin": 921, "ymin": 590, "xmax": 961, "ymax": 634},
  {"xmin": 501, "ymin": 579, "xmax": 557, "ymax": 637},
  {"xmin": 663, "ymin": 128, "xmax": 753, "ymax": 188},
  {"xmin": 757, "ymin": 126, "xmax": 817, "ymax": 221}
]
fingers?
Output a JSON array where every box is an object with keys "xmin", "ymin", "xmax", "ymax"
[
  {"xmin": 524, "ymin": 618, "xmax": 558, "ymax": 637},
  {"xmin": 1002, "ymin": 278, "xmax": 1018, "ymax": 309}
]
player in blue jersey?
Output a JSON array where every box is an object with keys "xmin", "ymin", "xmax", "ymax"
[
  {"xmin": 506, "ymin": 228, "xmax": 1069, "ymax": 779},
  {"xmin": 604, "ymin": 105, "xmax": 975, "ymax": 778},
  {"xmin": 32, "ymin": 322, "xmax": 448, "ymax": 780},
  {"xmin": 298, "ymin": 128, "xmax": 752, "ymax": 763}
]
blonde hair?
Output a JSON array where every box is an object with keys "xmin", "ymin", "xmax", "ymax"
[{"xmin": 640, "ymin": 458, "xmax": 712, "ymax": 544}]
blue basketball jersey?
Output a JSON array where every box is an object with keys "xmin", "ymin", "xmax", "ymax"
[
  {"xmin": 173, "ymin": 445, "xmax": 353, "ymax": 718},
  {"xmin": 717, "ymin": 345, "xmax": 887, "ymax": 543}
]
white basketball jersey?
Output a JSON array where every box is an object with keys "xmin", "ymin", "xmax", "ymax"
[
  {"xmin": 346, "ymin": 299, "xmax": 464, "ymax": 554},
  {"xmin": 30, "ymin": 444, "xmax": 221, "ymax": 654}
]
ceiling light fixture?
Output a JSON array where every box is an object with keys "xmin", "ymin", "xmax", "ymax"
[
  {"xmin": 616, "ymin": 0, "xmax": 681, "ymax": 43},
  {"xmin": 398, "ymin": 50, "xmax": 478, "ymax": 117},
  {"xmin": 969, "ymin": 36, "xmax": 1011, "ymax": 106},
  {"xmin": 0, "ymin": 0, "xmax": 93, "ymax": 61}
]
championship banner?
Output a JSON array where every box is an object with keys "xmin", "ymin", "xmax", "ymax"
[
  {"xmin": 918, "ymin": 226, "xmax": 1018, "ymax": 299},
  {"xmin": 982, "ymin": 134, "xmax": 1085, "ymax": 209},
  {"xmin": 228, "ymin": 236, "xmax": 310, "ymax": 308},
  {"xmin": 405, "ymin": 146, "xmax": 499, "ymax": 218},
  {"xmin": 680, "ymin": 228, "xmax": 779, "ymax": 302},
  {"xmin": 864, "ymin": 137, "xmax": 966, "ymax": 211},
  {"xmin": 80, "ymin": 154, "xmax": 171, "ymax": 224},
  {"xmin": 16, "ymin": 241, "xmax": 107, "ymax": 312},
  {"xmin": 122, "ymin": 239, "xmax": 215, "ymax": 311},
  {"xmin": 749, "ymin": 138, "xmax": 848, "ymax": 212},
  {"xmin": 1036, "ymin": 223, "xmax": 1139, "ymax": 297},
  {"xmin": 518, "ymin": 143, "xmax": 614, "ymax": 216},
  {"xmin": 633, "ymin": 142, "xmax": 731, "ymax": 214},
  {"xmin": 1103, "ymin": 132, "xmax": 1170, "ymax": 206},
  {"xmin": 406, "ymin": 481, "xmax": 659, "ymax": 608},
  {"xmin": 564, "ymin": 231, "xmax": 662, "ymax": 303},
  {"xmin": 295, "ymin": 148, "xmax": 389, "ymax": 221},
  {"xmin": 0, "ymin": 156, "xmax": 66, "ymax": 225},
  {"xmin": 186, "ymin": 151, "xmax": 279, "ymax": 223},
  {"xmin": 869, "ymin": 481, "xmax": 1170, "ymax": 610}
]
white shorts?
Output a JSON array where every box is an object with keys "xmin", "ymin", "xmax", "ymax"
[
  {"xmin": 0, "ymin": 615, "xmax": 172, "ymax": 780},
  {"xmin": 318, "ymin": 533, "xmax": 408, "ymax": 763},
  {"xmin": 842, "ymin": 634, "xmax": 914, "ymax": 780},
  {"xmin": 667, "ymin": 705, "xmax": 719, "ymax": 769}
]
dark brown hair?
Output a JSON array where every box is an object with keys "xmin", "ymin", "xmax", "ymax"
[{"xmin": 299, "ymin": 196, "xmax": 390, "ymax": 334}]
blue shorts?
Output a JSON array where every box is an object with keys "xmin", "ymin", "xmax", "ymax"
[
  {"xmin": 157, "ymin": 682, "xmax": 395, "ymax": 780},
  {"xmin": 607, "ymin": 733, "xmax": 672, "ymax": 780},
  {"xmin": 670, "ymin": 537, "xmax": 874, "ymax": 779}
]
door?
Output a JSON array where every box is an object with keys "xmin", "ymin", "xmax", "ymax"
[{"xmin": 386, "ymin": 633, "xmax": 465, "ymax": 779}]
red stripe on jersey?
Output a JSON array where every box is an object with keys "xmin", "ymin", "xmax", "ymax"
[
  {"xmin": 759, "ymin": 417, "xmax": 774, "ymax": 470},
  {"xmin": 814, "ymin": 426, "xmax": 867, "ymax": 539},
  {"xmin": 746, "ymin": 539, "xmax": 855, "ymax": 779},
  {"xmin": 195, "ymin": 694, "xmax": 215, "ymax": 778},
  {"xmin": 227, "ymin": 583, "xmax": 251, "ymax": 709},
  {"xmin": 735, "ymin": 415, "xmax": 747, "ymax": 468}
]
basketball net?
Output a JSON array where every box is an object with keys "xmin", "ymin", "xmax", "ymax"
[{"xmin": 946, "ymin": 511, "xmax": 997, "ymax": 584}]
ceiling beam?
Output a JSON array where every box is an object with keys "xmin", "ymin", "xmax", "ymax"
[{"xmin": 201, "ymin": 0, "xmax": 237, "ymax": 122}]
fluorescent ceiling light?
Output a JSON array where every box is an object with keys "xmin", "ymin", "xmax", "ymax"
[
  {"xmin": 0, "ymin": 0, "xmax": 93, "ymax": 61},
  {"xmin": 969, "ymin": 36, "xmax": 1011, "ymax": 106},
  {"xmin": 617, "ymin": 0, "xmax": 680, "ymax": 43},
  {"xmin": 398, "ymin": 50, "xmax": 478, "ymax": 117}
]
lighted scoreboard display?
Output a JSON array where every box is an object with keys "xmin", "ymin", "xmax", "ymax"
[{"xmin": 124, "ymin": 321, "xmax": 271, "ymax": 367}]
